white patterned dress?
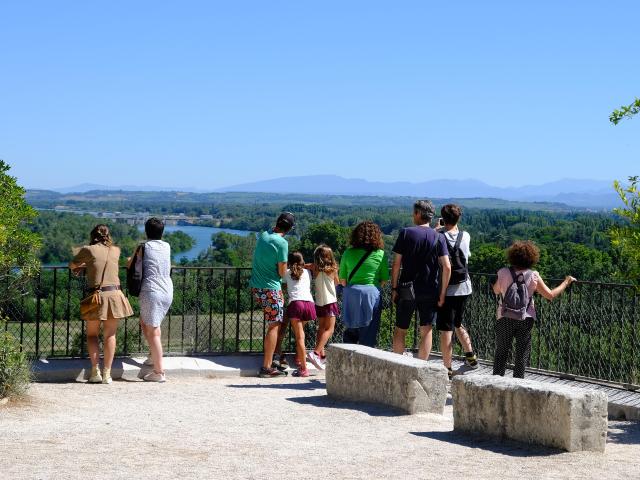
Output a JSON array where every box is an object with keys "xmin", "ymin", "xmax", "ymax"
[{"xmin": 139, "ymin": 240, "xmax": 173, "ymax": 327}]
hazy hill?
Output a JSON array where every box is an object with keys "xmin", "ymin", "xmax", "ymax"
[{"xmin": 216, "ymin": 175, "xmax": 619, "ymax": 208}]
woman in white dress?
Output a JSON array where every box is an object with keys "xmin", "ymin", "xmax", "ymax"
[{"xmin": 139, "ymin": 217, "xmax": 173, "ymax": 382}]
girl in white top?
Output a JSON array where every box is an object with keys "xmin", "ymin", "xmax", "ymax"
[
  {"xmin": 283, "ymin": 252, "xmax": 316, "ymax": 377},
  {"xmin": 307, "ymin": 244, "xmax": 340, "ymax": 370}
]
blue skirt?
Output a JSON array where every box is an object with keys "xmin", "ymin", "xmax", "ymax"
[{"xmin": 341, "ymin": 285, "xmax": 381, "ymax": 329}]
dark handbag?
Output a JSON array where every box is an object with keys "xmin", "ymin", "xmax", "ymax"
[
  {"xmin": 80, "ymin": 247, "xmax": 111, "ymax": 320},
  {"xmin": 396, "ymin": 281, "xmax": 416, "ymax": 302},
  {"xmin": 126, "ymin": 243, "xmax": 145, "ymax": 297}
]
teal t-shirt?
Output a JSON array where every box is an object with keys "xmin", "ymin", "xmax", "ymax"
[
  {"xmin": 249, "ymin": 230, "xmax": 289, "ymax": 290},
  {"xmin": 338, "ymin": 248, "xmax": 389, "ymax": 286}
]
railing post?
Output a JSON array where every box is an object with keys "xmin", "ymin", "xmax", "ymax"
[
  {"xmin": 167, "ymin": 267, "xmax": 173, "ymax": 353},
  {"xmin": 208, "ymin": 268, "xmax": 213, "ymax": 353},
  {"xmin": 222, "ymin": 269, "xmax": 228, "ymax": 352},
  {"xmin": 51, "ymin": 268, "xmax": 57, "ymax": 356},
  {"xmin": 195, "ymin": 268, "xmax": 200, "ymax": 353},
  {"xmin": 249, "ymin": 273, "xmax": 254, "ymax": 352},
  {"xmin": 35, "ymin": 271, "xmax": 42, "ymax": 358},
  {"xmin": 235, "ymin": 269, "xmax": 241, "ymax": 352},
  {"xmin": 181, "ymin": 268, "xmax": 187, "ymax": 352},
  {"xmin": 66, "ymin": 268, "xmax": 72, "ymax": 356}
]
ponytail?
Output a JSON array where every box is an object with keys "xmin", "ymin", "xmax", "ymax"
[{"xmin": 288, "ymin": 252, "xmax": 305, "ymax": 281}]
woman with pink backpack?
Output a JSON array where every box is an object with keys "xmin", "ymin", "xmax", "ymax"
[{"xmin": 492, "ymin": 241, "xmax": 575, "ymax": 378}]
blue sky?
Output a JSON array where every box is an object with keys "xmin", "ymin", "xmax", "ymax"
[{"xmin": 1, "ymin": 1, "xmax": 638, "ymax": 190}]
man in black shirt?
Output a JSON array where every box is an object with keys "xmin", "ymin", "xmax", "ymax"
[{"xmin": 391, "ymin": 200, "xmax": 451, "ymax": 360}]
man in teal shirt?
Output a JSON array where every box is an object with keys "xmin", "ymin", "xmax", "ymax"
[{"xmin": 250, "ymin": 212, "xmax": 295, "ymax": 378}]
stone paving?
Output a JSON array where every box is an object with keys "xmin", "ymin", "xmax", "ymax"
[{"xmin": 1, "ymin": 376, "xmax": 639, "ymax": 480}]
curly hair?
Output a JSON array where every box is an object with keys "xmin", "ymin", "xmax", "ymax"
[
  {"xmin": 350, "ymin": 221, "xmax": 384, "ymax": 250},
  {"xmin": 89, "ymin": 224, "xmax": 113, "ymax": 247},
  {"xmin": 507, "ymin": 241, "xmax": 540, "ymax": 269},
  {"xmin": 313, "ymin": 244, "xmax": 337, "ymax": 275},
  {"xmin": 288, "ymin": 252, "xmax": 305, "ymax": 280}
]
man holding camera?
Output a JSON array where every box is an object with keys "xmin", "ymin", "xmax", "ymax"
[{"xmin": 391, "ymin": 200, "xmax": 451, "ymax": 360}]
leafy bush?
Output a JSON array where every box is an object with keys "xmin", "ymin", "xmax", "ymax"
[{"xmin": 0, "ymin": 329, "xmax": 31, "ymax": 399}]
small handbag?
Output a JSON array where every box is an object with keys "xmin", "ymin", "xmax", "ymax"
[
  {"xmin": 396, "ymin": 281, "xmax": 416, "ymax": 302},
  {"xmin": 79, "ymin": 247, "xmax": 111, "ymax": 320},
  {"xmin": 126, "ymin": 243, "xmax": 145, "ymax": 297}
]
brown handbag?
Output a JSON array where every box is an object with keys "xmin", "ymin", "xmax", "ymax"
[{"xmin": 80, "ymin": 247, "xmax": 111, "ymax": 321}]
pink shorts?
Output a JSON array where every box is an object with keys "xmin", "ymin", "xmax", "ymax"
[
  {"xmin": 315, "ymin": 302, "xmax": 340, "ymax": 318},
  {"xmin": 287, "ymin": 300, "xmax": 317, "ymax": 322}
]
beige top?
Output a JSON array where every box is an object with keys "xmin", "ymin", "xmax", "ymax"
[
  {"xmin": 71, "ymin": 243, "xmax": 133, "ymax": 320},
  {"xmin": 314, "ymin": 271, "xmax": 337, "ymax": 307},
  {"xmin": 72, "ymin": 244, "xmax": 122, "ymax": 288}
]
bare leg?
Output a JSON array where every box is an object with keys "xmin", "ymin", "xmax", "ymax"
[
  {"xmin": 392, "ymin": 327, "xmax": 408, "ymax": 354},
  {"xmin": 102, "ymin": 318, "xmax": 119, "ymax": 370},
  {"xmin": 274, "ymin": 317, "xmax": 290, "ymax": 358},
  {"xmin": 291, "ymin": 319, "xmax": 307, "ymax": 370},
  {"xmin": 86, "ymin": 320, "xmax": 101, "ymax": 368},
  {"xmin": 418, "ymin": 325, "xmax": 433, "ymax": 360},
  {"xmin": 314, "ymin": 316, "xmax": 335, "ymax": 356},
  {"xmin": 148, "ymin": 326, "xmax": 164, "ymax": 374},
  {"xmin": 454, "ymin": 325, "xmax": 474, "ymax": 353},
  {"xmin": 440, "ymin": 331, "xmax": 454, "ymax": 368},
  {"xmin": 263, "ymin": 322, "xmax": 280, "ymax": 369}
]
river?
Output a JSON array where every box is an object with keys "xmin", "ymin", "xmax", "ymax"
[{"xmin": 137, "ymin": 225, "xmax": 253, "ymax": 261}]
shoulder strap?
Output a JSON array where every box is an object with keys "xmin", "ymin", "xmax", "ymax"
[
  {"xmin": 509, "ymin": 266, "xmax": 519, "ymax": 283},
  {"xmin": 453, "ymin": 230, "xmax": 464, "ymax": 250},
  {"xmin": 348, "ymin": 249, "xmax": 373, "ymax": 284},
  {"xmin": 97, "ymin": 246, "xmax": 112, "ymax": 289}
]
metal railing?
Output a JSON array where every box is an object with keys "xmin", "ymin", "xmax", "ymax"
[{"xmin": 1, "ymin": 266, "xmax": 639, "ymax": 388}]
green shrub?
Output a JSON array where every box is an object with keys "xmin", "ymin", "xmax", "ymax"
[{"xmin": 0, "ymin": 330, "xmax": 31, "ymax": 399}]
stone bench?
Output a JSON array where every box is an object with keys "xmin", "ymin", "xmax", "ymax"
[
  {"xmin": 451, "ymin": 375, "xmax": 608, "ymax": 452},
  {"xmin": 325, "ymin": 344, "xmax": 448, "ymax": 414}
]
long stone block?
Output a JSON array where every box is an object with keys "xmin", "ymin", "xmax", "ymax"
[
  {"xmin": 451, "ymin": 375, "xmax": 608, "ymax": 452},
  {"xmin": 325, "ymin": 344, "xmax": 448, "ymax": 414}
]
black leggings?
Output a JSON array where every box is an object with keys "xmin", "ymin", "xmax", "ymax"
[{"xmin": 492, "ymin": 317, "xmax": 534, "ymax": 379}]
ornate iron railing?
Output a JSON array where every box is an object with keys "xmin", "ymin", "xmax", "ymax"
[{"xmin": 1, "ymin": 267, "xmax": 639, "ymax": 387}]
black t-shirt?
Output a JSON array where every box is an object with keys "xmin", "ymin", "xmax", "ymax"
[{"xmin": 392, "ymin": 226, "xmax": 449, "ymax": 296}]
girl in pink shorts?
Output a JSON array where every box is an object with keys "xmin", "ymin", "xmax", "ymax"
[
  {"xmin": 283, "ymin": 252, "xmax": 317, "ymax": 377},
  {"xmin": 307, "ymin": 245, "xmax": 340, "ymax": 370}
]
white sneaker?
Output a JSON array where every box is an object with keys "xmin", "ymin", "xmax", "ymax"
[
  {"xmin": 102, "ymin": 368, "xmax": 113, "ymax": 384},
  {"xmin": 144, "ymin": 371, "xmax": 166, "ymax": 383},
  {"xmin": 307, "ymin": 351, "xmax": 325, "ymax": 370},
  {"xmin": 88, "ymin": 367, "xmax": 102, "ymax": 384},
  {"xmin": 143, "ymin": 357, "xmax": 154, "ymax": 366},
  {"xmin": 402, "ymin": 351, "xmax": 414, "ymax": 358}
]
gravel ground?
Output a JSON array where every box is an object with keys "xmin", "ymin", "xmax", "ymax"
[{"xmin": 1, "ymin": 377, "xmax": 639, "ymax": 480}]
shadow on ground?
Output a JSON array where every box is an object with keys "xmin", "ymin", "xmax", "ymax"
[
  {"xmin": 409, "ymin": 431, "xmax": 563, "ymax": 457},
  {"xmin": 287, "ymin": 394, "xmax": 404, "ymax": 417},
  {"xmin": 227, "ymin": 379, "xmax": 404, "ymax": 416},
  {"xmin": 226, "ymin": 379, "xmax": 326, "ymax": 391},
  {"xmin": 608, "ymin": 421, "xmax": 640, "ymax": 445}
]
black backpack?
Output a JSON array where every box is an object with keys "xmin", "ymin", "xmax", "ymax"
[
  {"xmin": 446, "ymin": 230, "xmax": 468, "ymax": 285},
  {"xmin": 126, "ymin": 243, "xmax": 145, "ymax": 296}
]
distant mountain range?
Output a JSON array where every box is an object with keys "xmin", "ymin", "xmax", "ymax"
[
  {"xmin": 52, "ymin": 183, "xmax": 209, "ymax": 194},
  {"xmin": 48, "ymin": 176, "xmax": 621, "ymax": 209},
  {"xmin": 216, "ymin": 175, "xmax": 620, "ymax": 209}
]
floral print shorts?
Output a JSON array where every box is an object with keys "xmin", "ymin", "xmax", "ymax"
[{"xmin": 252, "ymin": 288, "xmax": 285, "ymax": 323}]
